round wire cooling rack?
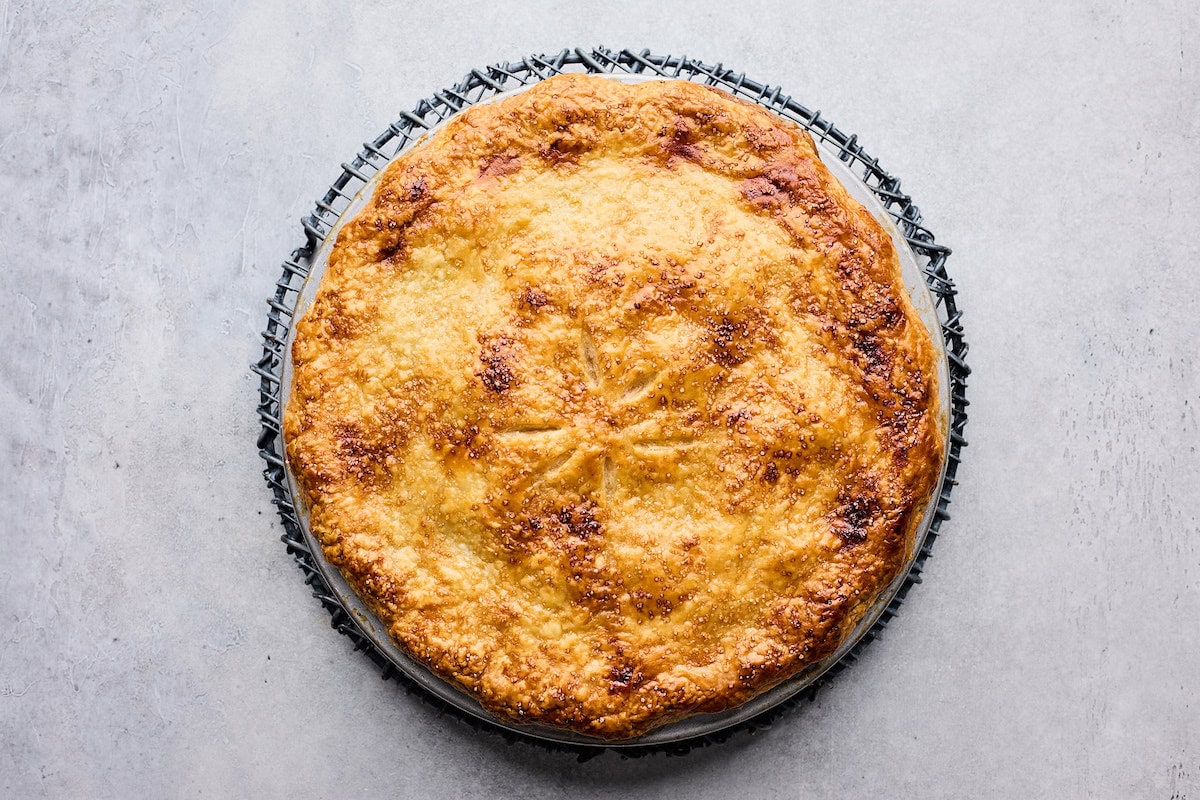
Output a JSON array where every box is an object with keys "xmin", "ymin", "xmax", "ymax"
[{"xmin": 253, "ymin": 47, "xmax": 970, "ymax": 757}]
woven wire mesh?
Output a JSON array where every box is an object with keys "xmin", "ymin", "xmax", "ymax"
[{"xmin": 253, "ymin": 47, "xmax": 970, "ymax": 756}]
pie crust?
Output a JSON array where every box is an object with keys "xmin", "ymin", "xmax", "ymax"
[{"xmin": 284, "ymin": 74, "xmax": 944, "ymax": 738}]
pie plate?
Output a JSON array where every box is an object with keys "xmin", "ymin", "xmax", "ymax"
[{"xmin": 255, "ymin": 49, "xmax": 969, "ymax": 749}]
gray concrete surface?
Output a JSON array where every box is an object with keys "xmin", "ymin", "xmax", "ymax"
[{"xmin": 2, "ymin": 1, "xmax": 1198, "ymax": 797}]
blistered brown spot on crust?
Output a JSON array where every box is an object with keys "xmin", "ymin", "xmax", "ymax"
[
  {"xmin": 479, "ymin": 152, "xmax": 521, "ymax": 179},
  {"xmin": 705, "ymin": 310, "xmax": 775, "ymax": 368},
  {"xmin": 539, "ymin": 138, "xmax": 583, "ymax": 166},
  {"xmin": 608, "ymin": 662, "xmax": 646, "ymax": 694},
  {"xmin": 740, "ymin": 161, "xmax": 826, "ymax": 212},
  {"xmin": 405, "ymin": 176, "xmax": 429, "ymax": 200},
  {"xmin": 659, "ymin": 116, "xmax": 705, "ymax": 165},
  {"xmin": 477, "ymin": 336, "xmax": 516, "ymax": 393},
  {"xmin": 558, "ymin": 502, "xmax": 602, "ymax": 539},
  {"xmin": 855, "ymin": 332, "xmax": 892, "ymax": 378},
  {"xmin": 521, "ymin": 286, "xmax": 549, "ymax": 309},
  {"xmin": 333, "ymin": 423, "xmax": 375, "ymax": 481},
  {"xmin": 430, "ymin": 420, "xmax": 485, "ymax": 461},
  {"xmin": 284, "ymin": 75, "xmax": 944, "ymax": 740},
  {"xmin": 831, "ymin": 489, "xmax": 880, "ymax": 547},
  {"xmin": 313, "ymin": 289, "xmax": 375, "ymax": 340},
  {"xmin": 536, "ymin": 110, "xmax": 600, "ymax": 166},
  {"xmin": 709, "ymin": 316, "xmax": 752, "ymax": 367}
]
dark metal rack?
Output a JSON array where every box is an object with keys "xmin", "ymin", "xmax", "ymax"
[{"xmin": 253, "ymin": 47, "xmax": 970, "ymax": 758}]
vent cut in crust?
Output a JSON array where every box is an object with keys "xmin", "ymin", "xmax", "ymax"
[{"xmin": 284, "ymin": 74, "xmax": 944, "ymax": 739}]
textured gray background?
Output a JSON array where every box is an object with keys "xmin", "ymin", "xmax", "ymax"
[{"xmin": 2, "ymin": 0, "xmax": 1198, "ymax": 797}]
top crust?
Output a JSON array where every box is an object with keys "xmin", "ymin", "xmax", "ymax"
[{"xmin": 284, "ymin": 74, "xmax": 944, "ymax": 739}]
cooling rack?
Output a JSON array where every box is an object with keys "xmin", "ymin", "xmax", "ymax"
[{"xmin": 253, "ymin": 47, "xmax": 970, "ymax": 758}]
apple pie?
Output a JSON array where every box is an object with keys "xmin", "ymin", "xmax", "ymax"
[{"xmin": 284, "ymin": 74, "xmax": 944, "ymax": 738}]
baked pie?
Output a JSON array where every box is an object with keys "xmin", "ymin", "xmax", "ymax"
[{"xmin": 284, "ymin": 74, "xmax": 944, "ymax": 738}]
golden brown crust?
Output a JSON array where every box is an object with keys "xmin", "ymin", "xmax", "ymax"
[{"xmin": 284, "ymin": 74, "xmax": 944, "ymax": 738}]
